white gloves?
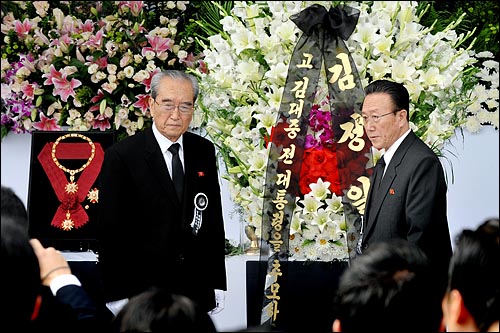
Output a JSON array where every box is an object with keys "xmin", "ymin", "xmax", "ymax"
[{"xmin": 209, "ymin": 289, "xmax": 226, "ymax": 315}]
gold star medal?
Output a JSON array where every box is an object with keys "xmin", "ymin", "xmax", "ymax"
[
  {"xmin": 61, "ymin": 211, "xmax": 74, "ymax": 230},
  {"xmin": 65, "ymin": 181, "xmax": 79, "ymax": 194},
  {"xmin": 87, "ymin": 188, "xmax": 99, "ymax": 203}
]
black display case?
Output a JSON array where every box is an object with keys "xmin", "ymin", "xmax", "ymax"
[{"xmin": 27, "ymin": 131, "xmax": 115, "ymax": 251}]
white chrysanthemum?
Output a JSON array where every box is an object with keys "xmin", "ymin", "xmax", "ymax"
[
  {"xmin": 488, "ymin": 111, "xmax": 499, "ymax": 128},
  {"xmin": 476, "ymin": 109, "xmax": 492, "ymax": 124},
  {"xmin": 289, "ymin": 234, "xmax": 306, "ymax": 260},
  {"xmin": 302, "ymin": 224, "xmax": 320, "ymax": 241},
  {"xmin": 465, "ymin": 116, "xmax": 482, "ymax": 133},
  {"xmin": 467, "ymin": 97, "xmax": 482, "ymax": 115},
  {"xmin": 315, "ymin": 236, "xmax": 333, "ymax": 256},
  {"xmin": 330, "ymin": 239, "xmax": 349, "ymax": 261},
  {"xmin": 303, "ymin": 243, "xmax": 320, "ymax": 261}
]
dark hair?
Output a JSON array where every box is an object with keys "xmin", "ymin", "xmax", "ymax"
[
  {"xmin": 2, "ymin": 216, "xmax": 41, "ymax": 328},
  {"xmin": 333, "ymin": 239, "xmax": 442, "ymax": 332},
  {"xmin": 364, "ymin": 79, "xmax": 410, "ymax": 121},
  {"xmin": 150, "ymin": 70, "xmax": 199, "ymax": 102},
  {"xmin": 114, "ymin": 287, "xmax": 216, "ymax": 332},
  {"xmin": 448, "ymin": 218, "xmax": 499, "ymax": 331},
  {"xmin": 1, "ymin": 185, "xmax": 28, "ymax": 231}
]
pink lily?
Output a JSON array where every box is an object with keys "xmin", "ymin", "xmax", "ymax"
[
  {"xmin": 14, "ymin": 18, "xmax": 33, "ymax": 37},
  {"xmin": 85, "ymin": 29, "xmax": 104, "ymax": 50},
  {"xmin": 133, "ymin": 94, "xmax": 151, "ymax": 115},
  {"xmin": 92, "ymin": 114, "xmax": 111, "ymax": 131},
  {"xmin": 53, "ymin": 76, "xmax": 82, "ymax": 102},
  {"xmin": 142, "ymin": 68, "xmax": 160, "ymax": 93},
  {"xmin": 141, "ymin": 35, "xmax": 173, "ymax": 60},
  {"xmin": 32, "ymin": 112, "xmax": 61, "ymax": 131},
  {"xmin": 120, "ymin": 1, "xmax": 145, "ymax": 16},
  {"xmin": 42, "ymin": 65, "xmax": 63, "ymax": 86}
]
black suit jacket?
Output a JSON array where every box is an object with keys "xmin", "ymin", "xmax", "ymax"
[
  {"xmin": 96, "ymin": 128, "xmax": 227, "ymax": 312},
  {"xmin": 362, "ymin": 131, "xmax": 452, "ymax": 287},
  {"xmin": 31, "ymin": 284, "xmax": 102, "ymax": 332}
]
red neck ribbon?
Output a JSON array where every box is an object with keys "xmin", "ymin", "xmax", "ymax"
[{"xmin": 37, "ymin": 141, "xmax": 104, "ymax": 230}]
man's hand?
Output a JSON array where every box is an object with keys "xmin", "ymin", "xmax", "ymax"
[
  {"xmin": 209, "ymin": 289, "xmax": 226, "ymax": 315},
  {"xmin": 29, "ymin": 238, "xmax": 71, "ymax": 286}
]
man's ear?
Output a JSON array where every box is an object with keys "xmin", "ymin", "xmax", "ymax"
[
  {"xmin": 452, "ymin": 290, "xmax": 472, "ymax": 325},
  {"xmin": 398, "ymin": 108, "xmax": 408, "ymax": 123},
  {"xmin": 333, "ymin": 319, "xmax": 342, "ymax": 332},
  {"xmin": 444, "ymin": 289, "xmax": 475, "ymax": 329}
]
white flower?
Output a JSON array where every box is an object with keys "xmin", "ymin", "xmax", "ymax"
[
  {"xmin": 300, "ymin": 194, "xmax": 322, "ymax": 215},
  {"xmin": 309, "ymin": 178, "xmax": 331, "ymax": 201}
]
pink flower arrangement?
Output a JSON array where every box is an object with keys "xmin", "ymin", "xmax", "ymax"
[{"xmin": 1, "ymin": 1, "xmax": 204, "ymax": 141}]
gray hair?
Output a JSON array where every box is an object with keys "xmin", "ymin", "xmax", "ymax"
[{"xmin": 150, "ymin": 70, "xmax": 199, "ymax": 102}]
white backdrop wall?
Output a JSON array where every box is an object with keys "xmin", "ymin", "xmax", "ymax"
[{"xmin": 1, "ymin": 127, "xmax": 499, "ymax": 247}]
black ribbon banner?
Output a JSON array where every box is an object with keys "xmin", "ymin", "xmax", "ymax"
[{"xmin": 258, "ymin": 4, "xmax": 372, "ymax": 329}]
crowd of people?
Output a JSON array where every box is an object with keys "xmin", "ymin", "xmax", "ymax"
[{"xmin": 2, "ymin": 73, "xmax": 498, "ymax": 332}]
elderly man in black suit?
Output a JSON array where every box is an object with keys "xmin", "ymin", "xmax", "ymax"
[
  {"xmin": 359, "ymin": 79, "xmax": 452, "ymax": 298},
  {"xmin": 97, "ymin": 70, "xmax": 227, "ymax": 316}
]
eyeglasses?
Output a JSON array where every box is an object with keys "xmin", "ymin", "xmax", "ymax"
[
  {"xmin": 362, "ymin": 110, "xmax": 400, "ymax": 124},
  {"xmin": 154, "ymin": 100, "xmax": 194, "ymax": 115}
]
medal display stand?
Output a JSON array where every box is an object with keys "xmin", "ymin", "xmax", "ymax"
[{"xmin": 28, "ymin": 131, "xmax": 115, "ymax": 252}]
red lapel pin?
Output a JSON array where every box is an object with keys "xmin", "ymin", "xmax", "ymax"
[
  {"xmin": 198, "ymin": 171, "xmax": 205, "ymax": 177},
  {"xmin": 389, "ymin": 188, "xmax": 395, "ymax": 195}
]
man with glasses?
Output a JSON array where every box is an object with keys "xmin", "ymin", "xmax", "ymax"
[
  {"xmin": 359, "ymin": 79, "xmax": 452, "ymax": 307},
  {"xmin": 96, "ymin": 70, "xmax": 227, "ymax": 319}
]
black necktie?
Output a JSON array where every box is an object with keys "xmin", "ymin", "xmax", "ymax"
[
  {"xmin": 374, "ymin": 156, "xmax": 386, "ymax": 189},
  {"xmin": 369, "ymin": 156, "xmax": 386, "ymax": 206},
  {"xmin": 168, "ymin": 143, "xmax": 184, "ymax": 201}
]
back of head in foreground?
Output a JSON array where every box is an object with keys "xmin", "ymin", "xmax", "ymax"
[
  {"xmin": 1, "ymin": 215, "xmax": 41, "ymax": 330},
  {"xmin": 333, "ymin": 239, "xmax": 444, "ymax": 332},
  {"xmin": 113, "ymin": 287, "xmax": 216, "ymax": 332},
  {"xmin": 1, "ymin": 185, "xmax": 29, "ymax": 231},
  {"xmin": 443, "ymin": 218, "xmax": 499, "ymax": 332}
]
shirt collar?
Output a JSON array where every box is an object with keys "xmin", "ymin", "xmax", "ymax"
[
  {"xmin": 152, "ymin": 123, "xmax": 184, "ymax": 153},
  {"xmin": 383, "ymin": 128, "xmax": 411, "ymax": 166}
]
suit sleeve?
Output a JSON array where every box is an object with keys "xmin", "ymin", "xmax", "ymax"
[{"xmin": 405, "ymin": 155, "xmax": 451, "ymax": 269}]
